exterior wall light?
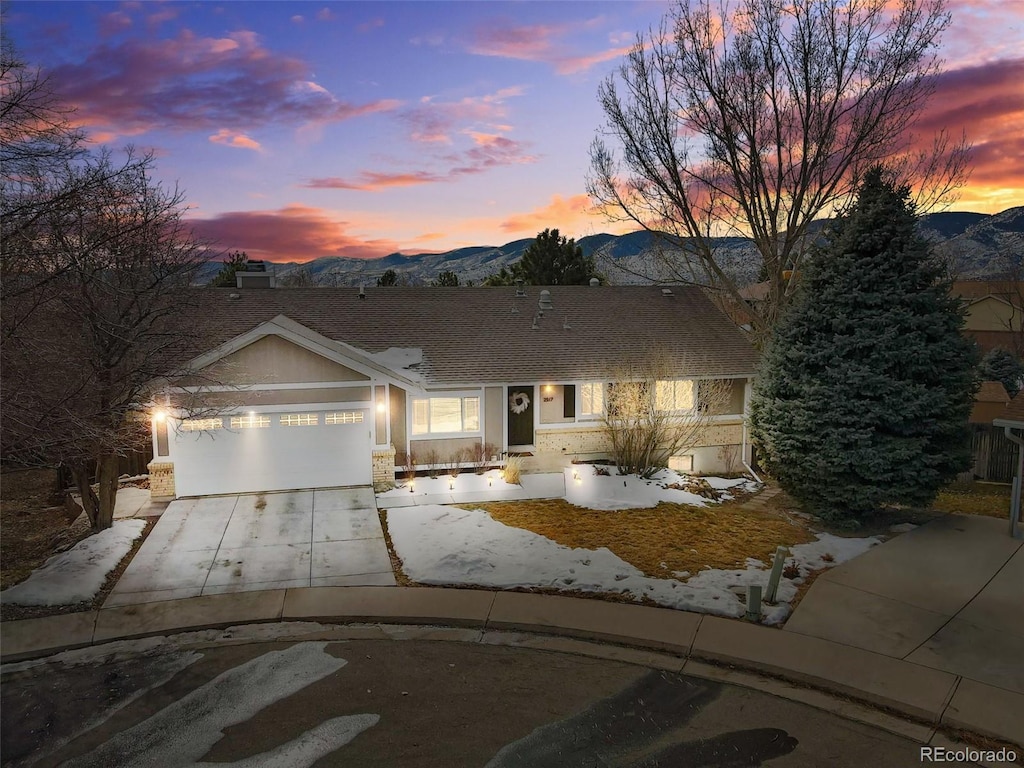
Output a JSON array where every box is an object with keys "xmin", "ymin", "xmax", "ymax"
[{"xmin": 153, "ymin": 409, "xmax": 167, "ymax": 423}]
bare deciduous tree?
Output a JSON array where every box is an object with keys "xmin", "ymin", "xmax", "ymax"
[
  {"xmin": 602, "ymin": 357, "xmax": 732, "ymax": 478},
  {"xmin": 2, "ymin": 149, "xmax": 216, "ymax": 530},
  {"xmin": 589, "ymin": 0, "xmax": 969, "ymax": 343}
]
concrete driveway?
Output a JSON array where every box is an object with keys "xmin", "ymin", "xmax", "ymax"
[
  {"xmin": 105, "ymin": 488, "xmax": 395, "ymax": 607},
  {"xmin": 784, "ymin": 513, "xmax": 1023, "ymax": 695}
]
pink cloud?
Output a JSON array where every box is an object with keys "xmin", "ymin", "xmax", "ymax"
[
  {"xmin": 147, "ymin": 7, "xmax": 178, "ymax": 28},
  {"xmin": 99, "ymin": 11, "xmax": 132, "ymax": 37},
  {"xmin": 316, "ymin": 7, "xmax": 335, "ymax": 21},
  {"xmin": 401, "ymin": 86, "xmax": 525, "ymax": 144},
  {"xmin": 188, "ymin": 205, "xmax": 403, "ymax": 261},
  {"xmin": 303, "ymin": 135, "xmax": 536, "ymax": 191},
  {"xmin": 912, "ymin": 58, "xmax": 1024, "ymax": 189},
  {"xmin": 499, "ymin": 194, "xmax": 603, "ymax": 235},
  {"xmin": 304, "ymin": 171, "xmax": 446, "ymax": 190},
  {"xmin": 208, "ymin": 128, "xmax": 261, "ymax": 151},
  {"xmin": 468, "ymin": 21, "xmax": 632, "ymax": 75},
  {"xmin": 49, "ymin": 29, "xmax": 400, "ymax": 139},
  {"xmin": 358, "ymin": 18, "xmax": 385, "ymax": 34}
]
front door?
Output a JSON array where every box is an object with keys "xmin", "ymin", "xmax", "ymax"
[{"xmin": 507, "ymin": 386, "xmax": 535, "ymax": 447}]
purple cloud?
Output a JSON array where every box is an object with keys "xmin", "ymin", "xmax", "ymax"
[{"xmin": 48, "ymin": 29, "xmax": 400, "ymax": 138}]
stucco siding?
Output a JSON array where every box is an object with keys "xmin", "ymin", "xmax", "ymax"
[
  {"xmin": 485, "ymin": 386, "xmax": 503, "ymax": 450},
  {"xmin": 199, "ymin": 335, "xmax": 370, "ymax": 385},
  {"xmin": 534, "ymin": 420, "xmax": 744, "ymax": 457},
  {"xmin": 966, "ymin": 297, "xmax": 1022, "ymax": 332}
]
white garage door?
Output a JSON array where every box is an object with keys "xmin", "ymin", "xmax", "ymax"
[{"xmin": 171, "ymin": 409, "xmax": 373, "ymax": 497}]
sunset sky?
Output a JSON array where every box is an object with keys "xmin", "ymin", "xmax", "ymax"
[{"xmin": 5, "ymin": 1, "xmax": 1023, "ymax": 262}]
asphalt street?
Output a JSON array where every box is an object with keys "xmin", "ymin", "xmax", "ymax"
[{"xmin": 1, "ymin": 638, "xmax": 982, "ymax": 767}]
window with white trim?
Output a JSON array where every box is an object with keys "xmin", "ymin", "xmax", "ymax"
[
  {"xmin": 280, "ymin": 413, "xmax": 318, "ymax": 427},
  {"xmin": 180, "ymin": 418, "xmax": 223, "ymax": 432},
  {"xmin": 411, "ymin": 396, "xmax": 480, "ymax": 435},
  {"xmin": 325, "ymin": 411, "xmax": 364, "ymax": 425},
  {"xmin": 656, "ymin": 380, "xmax": 694, "ymax": 411},
  {"xmin": 580, "ymin": 382, "xmax": 604, "ymax": 416},
  {"xmin": 230, "ymin": 414, "xmax": 270, "ymax": 429}
]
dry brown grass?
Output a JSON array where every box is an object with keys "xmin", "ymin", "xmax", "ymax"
[
  {"xmin": 0, "ymin": 467, "xmax": 158, "ymax": 621},
  {"xmin": 931, "ymin": 482, "xmax": 1010, "ymax": 519},
  {"xmin": 0, "ymin": 468, "xmax": 82, "ymax": 590},
  {"xmin": 459, "ymin": 497, "xmax": 814, "ymax": 578}
]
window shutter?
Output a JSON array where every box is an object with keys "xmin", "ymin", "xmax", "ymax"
[{"xmin": 563, "ymin": 385, "xmax": 575, "ymax": 418}]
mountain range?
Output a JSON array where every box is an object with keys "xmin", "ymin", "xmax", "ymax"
[{"xmin": 198, "ymin": 206, "xmax": 1023, "ymax": 287}]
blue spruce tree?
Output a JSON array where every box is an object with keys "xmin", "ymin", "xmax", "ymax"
[{"xmin": 749, "ymin": 168, "xmax": 978, "ymax": 521}]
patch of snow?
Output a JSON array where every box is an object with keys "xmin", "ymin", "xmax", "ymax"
[
  {"xmin": 387, "ymin": 505, "xmax": 881, "ymax": 625},
  {"xmin": 0, "ymin": 622, "xmax": 353, "ymax": 675},
  {"xmin": 118, "ymin": 474, "xmax": 149, "ymax": 483},
  {"xmin": 71, "ymin": 486, "xmax": 152, "ymax": 521},
  {"xmin": 787, "ymin": 533, "xmax": 881, "ymax": 576},
  {"xmin": 565, "ymin": 465, "xmax": 735, "ymax": 509},
  {"xmin": 377, "ymin": 468, "xmax": 514, "ymax": 498},
  {"xmin": 0, "ymin": 519, "xmax": 146, "ymax": 606},
  {"xmin": 61, "ymin": 642, "xmax": 378, "ymax": 768},
  {"xmin": 369, "ymin": 347, "xmax": 423, "ymax": 383}
]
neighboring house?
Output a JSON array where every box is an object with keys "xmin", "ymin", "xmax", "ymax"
[
  {"xmin": 971, "ymin": 381, "xmax": 1011, "ymax": 424},
  {"xmin": 147, "ymin": 285, "xmax": 759, "ymax": 500},
  {"xmin": 730, "ymin": 278, "xmax": 1024, "ymax": 355},
  {"xmin": 951, "ymin": 281, "xmax": 1023, "ymax": 357},
  {"xmin": 992, "ymin": 394, "xmax": 1024, "ymax": 539}
]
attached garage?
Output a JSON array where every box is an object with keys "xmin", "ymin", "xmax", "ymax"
[{"xmin": 171, "ymin": 408, "xmax": 373, "ymax": 497}]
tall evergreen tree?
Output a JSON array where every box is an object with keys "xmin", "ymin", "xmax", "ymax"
[
  {"xmin": 749, "ymin": 168, "xmax": 978, "ymax": 521},
  {"xmin": 978, "ymin": 347, "xmax": 1024, "ymax": 397},
  {"xmin": 209, "ymin": 250, "xmax": 248, "ymax": 287},
  {"xmin": 376, "ymin": 268, "xmax": 400, "ymax": 286},
  {"xmin": 431, "ymin": 269, "xmax": 460, "ymax": 286},
  {"xmin": 515, "ymin": 228, "xmax": 602, "ymax": 285}
]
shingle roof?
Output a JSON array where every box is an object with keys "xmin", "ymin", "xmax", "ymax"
[
  {"xmin": 188, "ymin": 285, "xmax": 759, "ymax": 385},
  {"xmin": 977, "ymin": 380, "xmax": 1010, "ymax": 404},
  {"xmin": 952, "ymin": 281, "xmax": 1023, "ymax": 302},
  {"xmin": 996, "ymin": 393, "xmax": 1024, "ymax": 427}
]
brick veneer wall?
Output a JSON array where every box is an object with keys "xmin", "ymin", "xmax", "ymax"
[
  {"xmin": 372, "ymin": 446, "xmax": 397, "ymax": 491},
  {"xmin": 148, "ymin": 461, "xmax": 176, "ymax": 501},
  {"xmin": 535, "ymin": 421, "xmax": 743, "ymax": 456}
]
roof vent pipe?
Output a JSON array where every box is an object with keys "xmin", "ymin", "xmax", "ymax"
[
  {"xmin": 514, "ymin": 279, "xmax": 526, "ymax": 297},
  {"xmin": 538, "ymin": 289, "xmax": 553, "ymax": 311},
  {"xmin": 589, "ymin": 278, "xmax": 600, "ymax": 287},
  {"xmin": 359, "ymin": 284, "xmax": 366, "ymax": 300}
]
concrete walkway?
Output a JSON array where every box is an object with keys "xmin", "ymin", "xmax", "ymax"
[
  {"xmin": 785, "ymin": 514, "xmax": 1024, "ymax": 696},
  {"xmin": 3, "ymin": 586, "xmax": 1021, "ymax": 749},
  {"xmin": 105, "ymin": 488, "xmax": 395, "ymax": 607}
]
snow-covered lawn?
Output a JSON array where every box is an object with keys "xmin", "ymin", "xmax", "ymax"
[
  {"xmin": 564, "ymin": 465, "xmax": 759, "ymax": 509},
  {"xmin": 384, "ymin": 466, "xmax": 880, "ymax": 624},
  {"xmin": 0, "ymin": 519, "xmax": 147, "ymax": 606},
  {"xmin": 376, "ymin": 468, "xmax": 516, "ymax": 497}
]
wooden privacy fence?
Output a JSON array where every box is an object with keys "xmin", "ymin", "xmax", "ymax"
[{"xmin": 970, "ymin": 424, "xmax": 1018, "ymax": 483}]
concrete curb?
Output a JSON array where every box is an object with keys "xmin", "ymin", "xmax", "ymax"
[{"xmin": 2, "ymin": 586, "xmax": 1021, "ymax": 749}]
